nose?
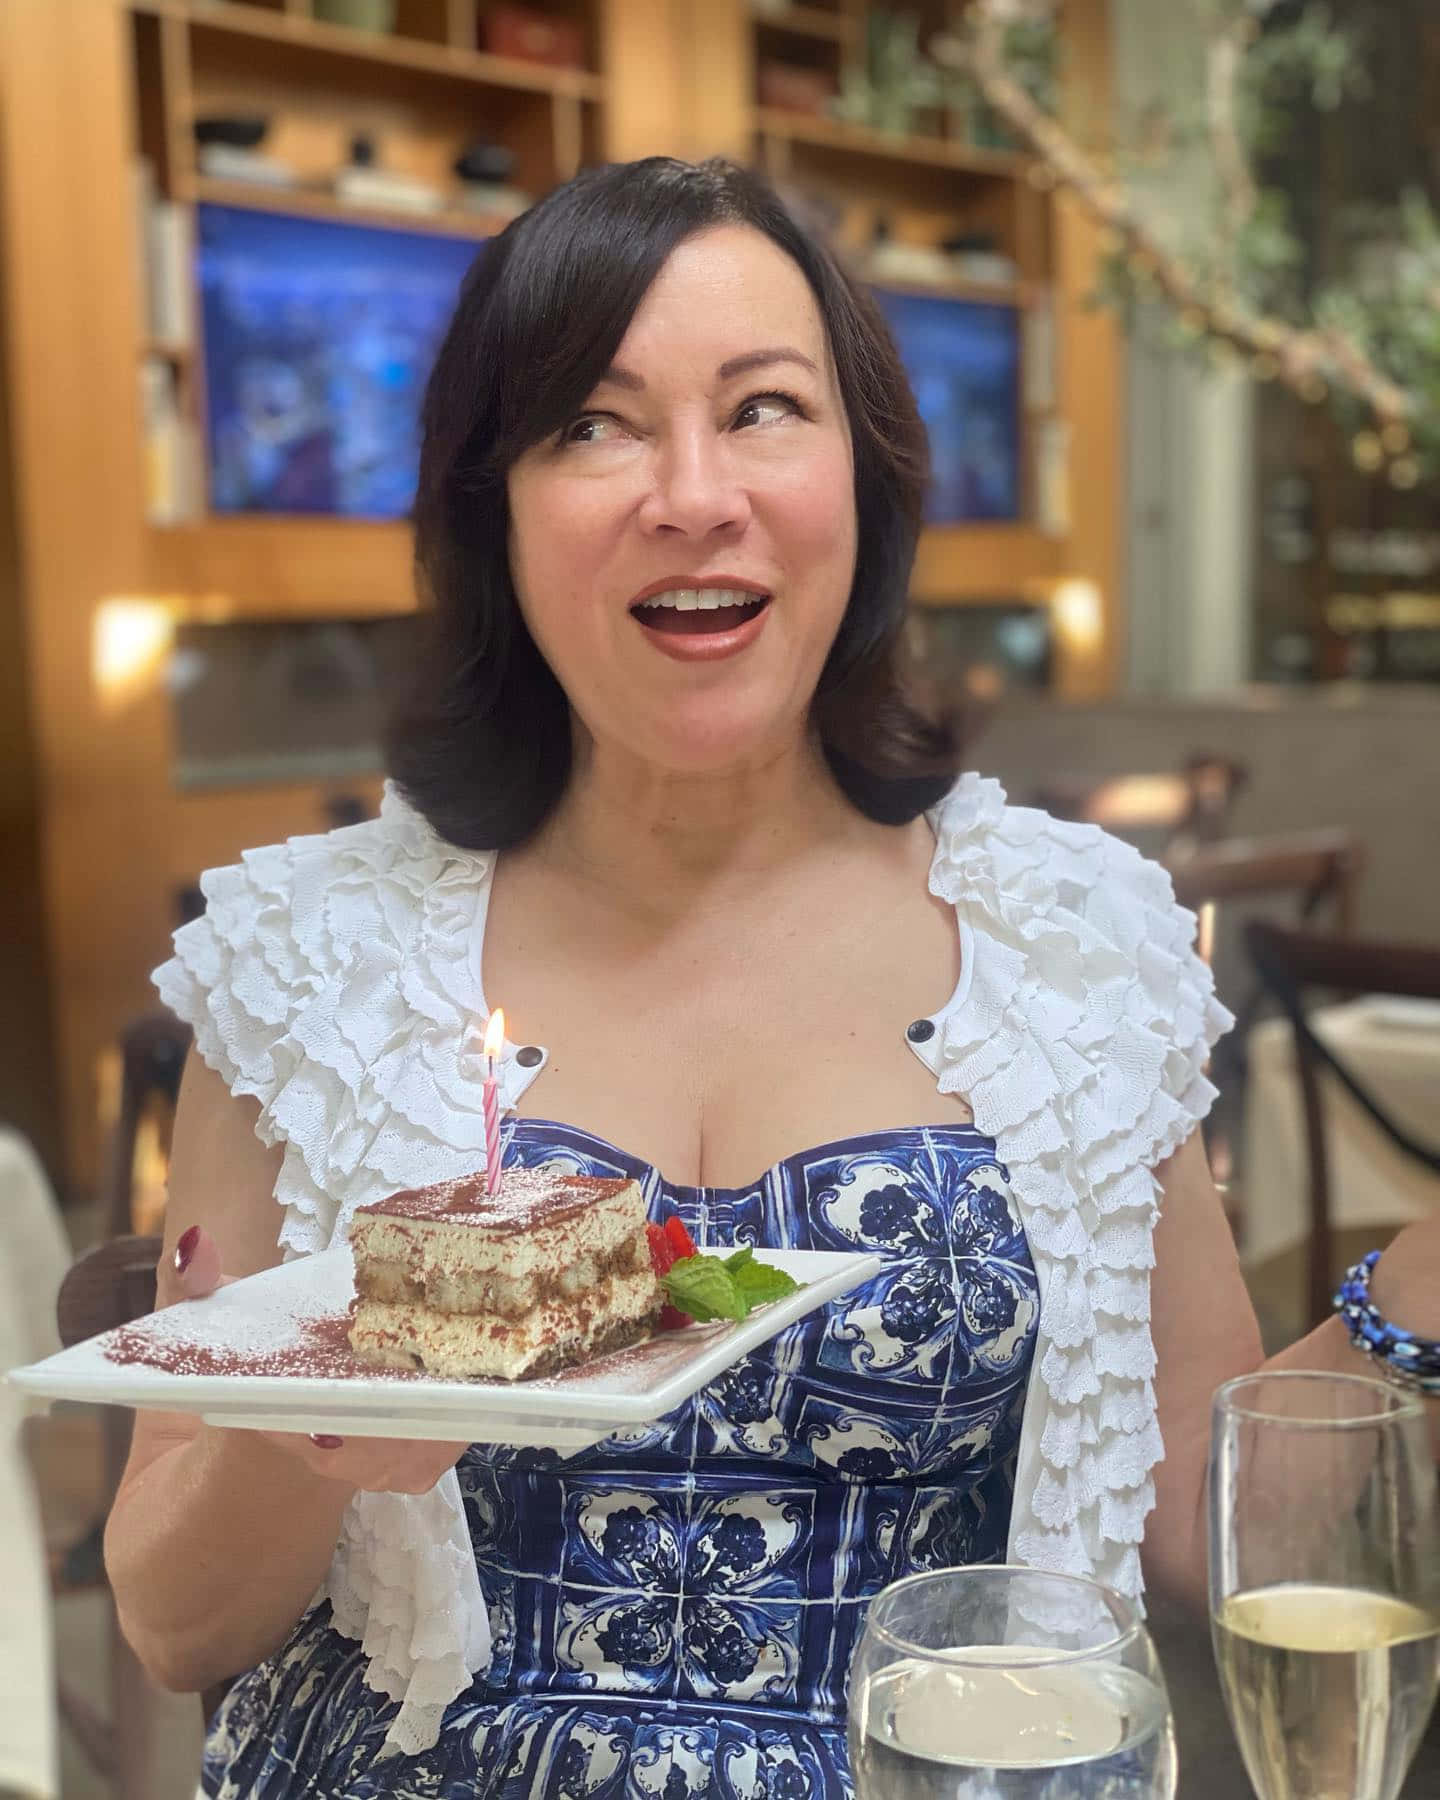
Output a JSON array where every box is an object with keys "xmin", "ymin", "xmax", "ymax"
[{"xmin": 637, "ymin": 429, "xmax": 751, "ymax": 539}]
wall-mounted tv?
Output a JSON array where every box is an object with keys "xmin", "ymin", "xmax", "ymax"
[
  {"xmin": 871, "ymin": 287, "xmax": 1023, "ymax": 525},
  {"xmin": 196, "ymin": 204, "xmax": 479, "ymax": 518}
]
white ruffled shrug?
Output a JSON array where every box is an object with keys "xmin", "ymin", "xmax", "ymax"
[{"xmin": 153, "ymin": 773, "xmax": 1231, "ymax": 1755}]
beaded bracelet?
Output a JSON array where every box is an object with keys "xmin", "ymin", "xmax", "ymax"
[{"xmin": 1335, "ymin": 1251, "xmax": 1440, "ymax": 1397}]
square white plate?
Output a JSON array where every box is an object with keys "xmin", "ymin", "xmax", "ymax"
[{"xmin": 8, "ymin": 1246, "xmax": 880, "ymax": 1452}]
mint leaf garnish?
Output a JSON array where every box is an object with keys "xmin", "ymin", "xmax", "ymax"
[
  {"xmin": 732, "ymin": 1259, "xmax": 801, "ymax": 1308},
  {"xmin": 662, "ymin": 1250, "xmax": 802, "ymax": 1323},
  {"xmin": 662, "ymin": 1255, "xmax": 747, "ymax": 1323}
]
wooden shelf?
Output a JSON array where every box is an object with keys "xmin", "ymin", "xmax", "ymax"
[
  {"xmin": 910, "ymin": 525, "xmax": 1064, "ymax": 603},
  {"xmin": 191, "ymin": 174, "xmax": 510, "ymax": 239},
  {"xmin": 143, "ymin": 517, "xmax": 418, "ymax": 619},
  {"xmin": 131, "ymin": 0, "xmax": 607, "ymax": 102},
  {"xmin": 751, "ymin": 5, "xmax": 856, "ymax": 45},
  {"xmin": 865, "ymin": 272, "xmax": 1031, "ymax": 309},
  {"xmin": 753, "ymin": 107, "xmax": 1027, "ymax": 179}
]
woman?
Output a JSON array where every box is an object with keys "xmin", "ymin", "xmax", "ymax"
[{"xmin": 106, "ymin": 158, "xmax": 1440, "ymax": 1799}]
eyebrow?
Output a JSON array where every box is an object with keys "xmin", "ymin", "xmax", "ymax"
[{"xmin": 596, "ymin": 347, "xmax": 820, "ymax": 391}]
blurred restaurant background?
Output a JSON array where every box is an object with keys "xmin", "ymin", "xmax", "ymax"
[{"xmin": 2, "ymin": 1, "xmax": 1439, "ymax": 1795}]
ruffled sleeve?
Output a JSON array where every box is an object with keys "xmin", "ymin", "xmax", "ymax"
[
  {"xmin": 152, "ymin": 786, "xmax": 501, "ymax": 1755},
  {"xmin": 926, "ymin": 775, "xmax": 1233, "ymax": 1600}
]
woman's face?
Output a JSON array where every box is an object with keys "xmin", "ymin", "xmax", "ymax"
[{"xmin": 506, "ymin": 224, "xmax": 857, "ymax": 777}]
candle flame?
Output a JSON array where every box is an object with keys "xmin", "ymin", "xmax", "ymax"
[{"xmin": 482, "ymin": 1009, "xmax": 506, "ymax": 1063}]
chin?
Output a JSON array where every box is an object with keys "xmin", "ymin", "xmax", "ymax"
[{"xmin": 632, "ymin": 698, "xmax": 809, "ymax": 777}]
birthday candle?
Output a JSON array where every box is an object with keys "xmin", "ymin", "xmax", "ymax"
[{"xmin": 482, "ymin": 1008, "xmax": 506, "ymax": 1196}]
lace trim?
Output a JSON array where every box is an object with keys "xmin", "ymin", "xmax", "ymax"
[
  {"xmin": 154, "ymin": 773, "xmax": 1231, "ymax": 1751},
  {"xmin": 926, "ymin": 775, "xmax": 1232, "ymax": 1596}
]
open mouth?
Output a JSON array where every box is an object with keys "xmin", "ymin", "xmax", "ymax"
[{"xmin": 630, "ymin": 589, "xmax": 772, "ymax": 636}]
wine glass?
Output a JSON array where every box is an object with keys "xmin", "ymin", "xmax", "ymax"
[
  {"xmin": 1210, "ymin": 1370, "xmax": 1440, "ymax": 1800},
  {"xmin": 848, "ymin": 1564, "xmax": 1178, "ymax": 1798}
]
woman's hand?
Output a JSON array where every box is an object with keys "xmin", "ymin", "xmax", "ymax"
[{"xmin": 173, "ymin": 1224, "xmax": 470, "ymax": 1498}]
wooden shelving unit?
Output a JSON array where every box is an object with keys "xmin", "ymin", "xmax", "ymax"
[
  {"xmin": 190, "ymin": 173, "xmax": 512, "ymax": 238},
  {"xmin": 133, "ymin": 0, "xmax": 607, "ymax": 101},
  {"xmin": 751, "ymin": 4, "xmax": 858, "ymax": 47},
  {"xmin": 744, "ymin": 1, "xmax": 1078, "ymax": 625},
  {"xmin": 752, "ymin": 106, "xmax": 1025, "ymax": 179}
]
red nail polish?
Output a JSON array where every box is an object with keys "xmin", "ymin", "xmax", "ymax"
[
  {"xmin": 309, "ymin": 1434, "xmax": 344, "ymax": 1450},
  {"xmin": 174, "ymin": 1225, "xmax": 200, "ymax": 1275}
]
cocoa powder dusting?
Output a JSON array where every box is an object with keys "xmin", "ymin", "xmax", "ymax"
[
  {"xmin": 355, "ymin": 1166, "xmax": 633, "ymax": 1234},
  {"xmin": 103, "ymin": 1309, "xmax": 424, "ymax": 1382}
]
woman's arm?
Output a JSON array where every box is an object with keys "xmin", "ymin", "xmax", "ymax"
[
  {"xmin": 1142, "ymin": 1129, "xmax": 1439, "ymax": 1610},
  {"xmin": 104, "ymin": 1049, "xmax": 466, "ymax": 1692}
]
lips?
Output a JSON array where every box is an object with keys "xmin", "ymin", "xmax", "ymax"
[
  {"xmin": 628, "ymin": 580, "xmax": 774, "ymax": 661},
  {"xmin": 629, "ymin": 593, "xmax": 772, "ymax": 662}
]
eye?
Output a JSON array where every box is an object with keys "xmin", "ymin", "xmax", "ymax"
[
  {"xmin": 559, "ymin": 413, "xmax": 627, "ymax": 447},
  {"xmin": 732, "ymin": 390, "xmax": 807, "ymax": 430}
]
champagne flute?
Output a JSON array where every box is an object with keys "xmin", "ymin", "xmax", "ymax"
[
  {"xmin": 848, "ymin": 1564, "xmax": 1177, "ymax": 1798},
  {"xmin": 1210, "ymin": 1370, "xmax": 1440, "ymax": 1800}
]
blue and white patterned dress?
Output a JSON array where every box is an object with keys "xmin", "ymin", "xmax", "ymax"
[{"xmin": 201, "ymin": 1118, "xmax": 1039, "ymax": 1799}]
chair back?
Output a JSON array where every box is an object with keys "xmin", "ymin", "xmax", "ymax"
[
  {"xmin": 1244, "ymin": 921, "xmax": 1440, "ymax": 1326},
  {"xmin": 57, "ymin": 1235, "xmax": 163, "ymax": 1349},
  {"xmin": 102, "ymin": 1014, "xmax": 191, "ymax": 1239},
  {"xmin": 1033, "ymin": 754, "xmax": 1247, "ymax": 861},
  {"xmin": 1171, "ymin": 827, "xmax": 1363, "ymax": 934}
]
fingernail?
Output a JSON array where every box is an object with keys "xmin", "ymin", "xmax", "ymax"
[
  {"xmin": 174, "ymin": 1226, "xmax": 200, "ymax": 1275},
  {"xmin": 309, "ymin": 1434, "xmax": 344, "ymax": 1450}
]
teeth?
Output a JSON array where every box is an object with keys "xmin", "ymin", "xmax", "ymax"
[{"xmin": 636, "ymin": 588, "xmax": 763, "ymax": 612}]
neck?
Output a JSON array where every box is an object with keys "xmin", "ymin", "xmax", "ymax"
[{"xmin": 528, "ymin": 724, "xmax": 863, "ymax": 912}]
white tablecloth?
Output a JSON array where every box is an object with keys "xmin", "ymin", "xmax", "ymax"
[
  {"xmin": 0, "ymin": 1128, "xmax": 71, "ymax": 1800},
  {"xmin": 1243, "ymin": 998, "xmax": 1440, "ymax": 1267}
]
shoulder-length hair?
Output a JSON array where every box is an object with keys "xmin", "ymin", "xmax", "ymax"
[{"xmin": 388, "ymin": 155, "xmax": 959, "ymax": 847}]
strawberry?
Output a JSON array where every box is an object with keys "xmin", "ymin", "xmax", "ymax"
[
  {"xmin": 664, "ymin": 1215, "xmax": 698, "ymax": 1260},
  {"xmin": 646, "ymin": 1221, "xmax": 677, "ymax": 1277},
  {"xmin": 650, "ymin": 1217, "xmax": 699, "ymax": 1328}
]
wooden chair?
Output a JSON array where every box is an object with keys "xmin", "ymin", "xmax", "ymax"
[
  {"xmin": 1033, "ymin": 753, "xmax": 1248, "ymax": 862},
  {"xmin": 102, "ymin": 1011, "xmax": 190, "ymax": 1239},
  {"xmin": 1245, "ymin": 921, "xmax": 1440, "ymax": 1327},
  {"xmin": 1168, "ymin": 829, "xmax": 1366, "ymax": 1216},
  {"xmin": 1170, "ymin": 826, "xmax": 1364, "ymax": 944}
]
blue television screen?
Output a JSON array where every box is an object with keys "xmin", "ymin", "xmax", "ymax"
[
  {"xmin": 197, "ymin": 204, "xmax": 480, "ymax": 517},
  {"xmin": 872, "ymin": 288, "xmax": 1022, "ymax": 524}
]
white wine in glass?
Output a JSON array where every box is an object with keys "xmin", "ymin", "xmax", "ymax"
[
  {"xmin": 848, "ymin": 1565, "xmax": 1177, "ymax": 1798},
  {"xmin": 1210, "ymin": 1371, "xmax": 1440, "ymax": 1800}
]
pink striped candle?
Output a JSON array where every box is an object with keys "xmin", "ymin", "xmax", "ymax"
[{"xmin": 482, "ymin": 1008, "xmax": 506, "ymax": 1196}]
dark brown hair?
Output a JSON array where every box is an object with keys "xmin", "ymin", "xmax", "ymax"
[{"xmin": 388, "ymin": 155, "xmax": 959, "ymax": 846}]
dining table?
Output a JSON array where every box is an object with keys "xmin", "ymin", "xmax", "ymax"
[{"xmin": 1146, "ymin": 1587, "xmax": 1440, "ymax": 1795}]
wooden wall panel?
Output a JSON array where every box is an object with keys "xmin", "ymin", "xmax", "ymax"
[
  {"xmin": 1056, "ymin": 0, "xmax": 1124, "ymax": 698},
  {"xmin": 0, "ymin": 0, "xmax": 174, "ymax": 1196}
]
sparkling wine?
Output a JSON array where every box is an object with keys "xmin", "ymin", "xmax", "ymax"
[
  {"xmin": 850, "ymin": 1651, "xmax": 1177, "ymax": 1798},
  {"xmin": 1213, "ymin": 1584, "xmax": 1440, "ymax": 1800}
]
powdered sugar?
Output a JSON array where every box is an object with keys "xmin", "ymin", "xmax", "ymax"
[{"xmin": 104, "ymin": 1309, "xmax": 424, "ymax": 1382}]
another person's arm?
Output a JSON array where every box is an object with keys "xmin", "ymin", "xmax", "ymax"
[
  {"xmin": 104, "ymin": 1049, "xmax": 466, "ymax": 1693},
  {"xmin": 1143, "ymin": 1129, "xmax": 1439, "ymax": 1608}
]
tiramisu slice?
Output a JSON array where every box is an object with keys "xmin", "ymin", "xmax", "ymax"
[{"xmin": 347, "ymin": 1166, "xmax": 661, "ymax": 1381}]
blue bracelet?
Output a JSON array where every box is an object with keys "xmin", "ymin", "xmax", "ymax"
[{"xmin": 1335, "ymin": 1251, "xmax": 1440, "ymax": 1397}]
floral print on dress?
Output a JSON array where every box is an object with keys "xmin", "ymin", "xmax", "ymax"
[{"xmin": 199, "ymin": 1122, "xmax": 1038, "ymax": 1798}]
